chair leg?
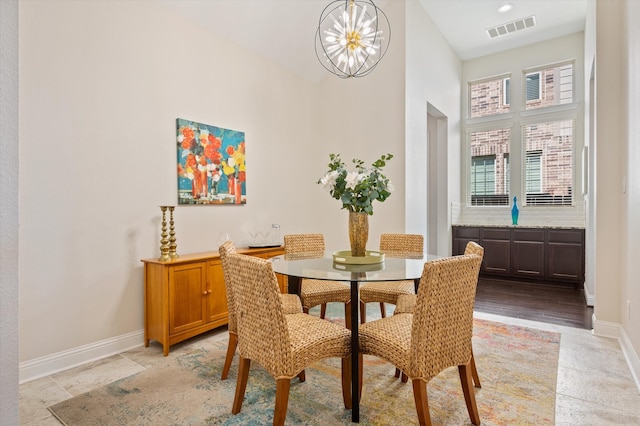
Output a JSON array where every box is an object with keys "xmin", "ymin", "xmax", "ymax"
[
  {"xmin": 411, "ymin": 378, "xmax": 432, "ymax": 426},
  {"xmin": 341, "ymin": 356, "xmax": 352, "ymax": 409},
  {"xmin": 395, "ymin": 368, "xmax": 409, "ymax": 383},
  {"xmin": 379, "ymin": 302, "xmax": 386, "ymax": 318},
  {"xmin": 221, "ymin": 332, "xmax": 238, "ymax": 380},
  {"xmin": 358, "ymin": 353, "xmax": 364, "ymax": 405},
  {"xmin": 232, "ymin": 357, "xmax": 251, "ymax": 415},
  {"xmin": 359, "ymin": 300, "xmax": 366, "ymax": 324},
  {"xmin": 273, "ymin": 379, "xmax": 291, "ymax": 426},
  {"xmin": 345, "ymin": 301, "xmax": 352, "ymax": 330},
  {"xmin": 320, "ymin": 303, "xmax": 327, "ymax": 319},
  {"xmin": 458, "ymin": 363, "xmax": 480, "ymax": 425},
  {"xmin": 470, "ymin": 349, "xmax": 481, "ymax": 388},
  {"xmin": 297, "ymin": 370, "xmax": 306, "ymax": 382}
]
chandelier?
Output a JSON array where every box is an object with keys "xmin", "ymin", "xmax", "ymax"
[{"xmin": 315, "ymin": 0, "xmax": 391, "ymax": 79}]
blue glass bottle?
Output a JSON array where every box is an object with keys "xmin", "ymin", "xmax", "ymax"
[{"xmin": 511, "ymin": 196, "xmax": 519, "ymax": 225}]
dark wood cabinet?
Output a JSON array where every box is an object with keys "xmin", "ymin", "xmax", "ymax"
[
  {"xmin": 480, "ymin": 228, "xmax": 510, "ymax": 275},
  {"xmin": 512, "ymin": 229, "xmax": 545, "ymax": 278},
  {"xmin": 452, "ymin": 226, "xmax": 480, "ymax": 255},
  {"xmin": 547, "ymin": 229, "xmax": 585, "ymax": 282},
  {"xmin": 452, "ymin": 226, "xmax": 585, "ymax": 286}
]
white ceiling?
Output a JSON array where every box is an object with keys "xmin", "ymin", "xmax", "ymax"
[
  {"xmin": 159, "ymin": 0, "xmax": 587, "ymax": 83},
  {"xmin": 419, "ymin": 0, "xmax": 588, "ymax": 60}
]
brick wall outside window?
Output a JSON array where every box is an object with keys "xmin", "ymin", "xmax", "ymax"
[{"xmin": 468, "ymin": 62, "xmax": 574, "ymax": 206}]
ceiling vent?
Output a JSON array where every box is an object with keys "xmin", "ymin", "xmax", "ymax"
[{"xmin": 486, "ymin": 15, "xmax": 536, "ymax": 39}]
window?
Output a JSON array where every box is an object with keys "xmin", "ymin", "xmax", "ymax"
[
  {"xmin": 469, "ymin": 128, "xmax": 510, "ymax": 205},
  {"xmin": 502, "ymin": 74, "xmax": 540, "ymax": 105},
  {"xmin": 469, "ymin": 75, "xmax": 511, "ymax": 118},
  {"xmin": 525, "ymin": 72, "xmax": 540, "ymax": 101},
  {"xmin": 525, "ymin": 63, "xmax": 573, "ymax": 110},
  {"xmin": 503, "ymin": 78, "xmax": 510, "ymax": 106},
  {"xmin": 523, "ymin": 121, "xmax": 573, "ymax": 205},
  {"xmin": 466, "ymin": 60, "xmax": 577, "ymax": 208},
  {"xmin": 525, "ymin": 150, "xmax": 542, "ymax": 193},
  {"xmin": 504, "ymin": 154, "xmax": 510, "ymax": 194},
  {"xmin": 471, "ymin": 156, "xmax": 495, "ymax": 195}
]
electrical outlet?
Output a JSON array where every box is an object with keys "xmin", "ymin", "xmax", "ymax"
[{"xmin": 628, "ymin": 300, "xmax": 631, "ymax": 320}]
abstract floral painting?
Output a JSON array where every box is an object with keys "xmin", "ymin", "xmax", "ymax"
[{"xmin": 176, "ymin": 118, "xmax": 246, "ymax": 205}]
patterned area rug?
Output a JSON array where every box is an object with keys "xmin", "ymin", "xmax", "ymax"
[{"xmin": 49, "ymin": 319, "xmax": 559, "ymax": 425}]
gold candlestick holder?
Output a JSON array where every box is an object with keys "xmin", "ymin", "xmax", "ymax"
[
  {"xmin": 168, "ymin": 206, "xmax": 179, "ymax": 259},
  {"xmin": 159, "ymin": 206, "xmax": 171, "ymax": 262}
]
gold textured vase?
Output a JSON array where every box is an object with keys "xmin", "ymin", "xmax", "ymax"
[{"xmin": 348, "ymin": 211, "xmax": 369, "ymax": 257}]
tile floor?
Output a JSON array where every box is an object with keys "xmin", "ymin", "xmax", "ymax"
[{"xmin": 19, "ymin": 306, "xmax": 640, "ymax": 425}]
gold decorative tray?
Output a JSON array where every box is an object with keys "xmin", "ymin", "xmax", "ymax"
[
  {"xmin": 332, "ymin": 250, "xmax": 385, "ymax": 265},
  {"xmin": 332, "ymin": 261, "xmax": 385, "ymax": 272}
]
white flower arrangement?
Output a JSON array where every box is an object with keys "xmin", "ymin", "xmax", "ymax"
[{"xmin": 318, "ymin": 153, "xmax": 394, "ymax": 215}]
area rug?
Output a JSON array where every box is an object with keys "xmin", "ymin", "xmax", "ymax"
[{"xmin": 49, "ymin": 319, "xmax": 560, "ymax": 425}]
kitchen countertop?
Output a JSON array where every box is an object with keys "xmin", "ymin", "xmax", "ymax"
[{"xmin": 452, "ymin": 224, "xmax": 585, "ymax": 229}]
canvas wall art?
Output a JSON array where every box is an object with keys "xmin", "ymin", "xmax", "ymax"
[{"xmin": 176, "ymin": 118, "xmax": 246, "ymax": 205}]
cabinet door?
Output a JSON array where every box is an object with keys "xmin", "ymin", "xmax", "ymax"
[
  {"xmin": 512, "ymin": 229, "xmax": 545, "ymax": 278},
  {"xmin": 482, "ymin": 239, "xmax": 511, "ymax": 274},
  {"xmin": 168, "ymin": 262, "xmax": 207, "ymax": 335},
  {"xmin": 206, "ymin": 259, "xmax": 229, "ymax": 324},
  {"xmin": 481, "ymin": 228, "xmax": 511, "ymax": 275},
  {"xmin": 547, "ymin": 243, "xmax": 583, "ymax": 282},
  {"xmin": 547, "ymin": 229, "xmax": 584, "ymax": 282},
  {"xmin": 452, "ymin": 227, "xmax": 481, "ymax": 256}
]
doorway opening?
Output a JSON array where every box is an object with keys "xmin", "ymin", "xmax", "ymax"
[{"xmin": 427, "ymin": 103, "xmax": 448, "ymax": 256}]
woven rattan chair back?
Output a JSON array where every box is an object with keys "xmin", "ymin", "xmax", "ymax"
[
  {"xmin": 218, "ymin": 240, "xmax": 239, "ymax": 381},
  {"xmin": 219, "ymin": 240, "xmax": 238, "ymax": 334},
  {"xmin": 227, "ymin": 253, "xmax": 293, "ymax": 377},
  {"xmin": 359, "ymin": 233, "xmax": 425, "ymax": 323},
  {"xmin": 283, "ymin": 233, "xmax": 325, "ymax": 259},
  {"xmin": 410, "ymin": 254, "xmax": 482, "ymax": 383},
  {"xmin": 464, "ymin": 241, "xmax": 484, "ymax": 258},
  {"xmin": 226, "ymin": 253, "xmax": 352, "ymax": 424},
  {"xmin": 379, "ymin": 233, "xmax": 424, "ymax": 256}
]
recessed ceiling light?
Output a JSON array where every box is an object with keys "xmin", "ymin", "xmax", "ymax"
[{"xmin": 498, "ymin": 3, "xmax": 513, "ymax": 13}]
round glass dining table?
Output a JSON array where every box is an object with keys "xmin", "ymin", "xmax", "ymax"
[{"xmin": 270, "ymin": 252, "xmax": 441, "ymax": 423}]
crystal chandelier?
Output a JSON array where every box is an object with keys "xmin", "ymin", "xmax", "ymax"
[{"xmin": 315, "ymin": 0, "xmax": 391, "ymax": 79}]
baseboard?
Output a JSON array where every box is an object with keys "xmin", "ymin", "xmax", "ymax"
[
  {"xmin": 19, "ymin": 329, "xmax": 144, "ymax": 384},
  {"xmin": 592, "ymin": 314, "xmax": 619, "ymax": 338},
  {"xmin": 583, "ymin": 281, "xmax": 595, "ymax": 307},
  {"xmin": 620, "ymin": 327, "xmax": 640, "ymax": 393},
  {"xmin": 593, "ymin": 314, "xmax": 640, "ymax": 393}
]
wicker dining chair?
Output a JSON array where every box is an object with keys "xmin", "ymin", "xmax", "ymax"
[
  {"xmin": 359, "ymin": 233, "xmax": 424, "ymax": 323},
  {"xmin": 218, "ymin": 240, "xmax": 304, "ymax": 381},
  {"xmin": 283, "ymin": 234, "xmax": 352, "ymax": 326},
  {"xmin": 358, "ymin": 253, "xmax": 483, "ymax": 426},
  {"xmin": 226, "ymin": 252, "xmax": 352, "ymax": 425},
  {"xmin": 393, "ymin": 241, "xmax": 484, "ymax": 387}
]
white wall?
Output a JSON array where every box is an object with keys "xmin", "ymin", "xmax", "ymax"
[
  {"xmin": 621, "ymin": 0, "xmax": 640, "ymax": 379},
  {"xmin": 589, "ymin": 0, "xmax": 640, "ymax": 386},
  {"xmin": 405, "ymin": 0, "xmax": 462, "ymax": 256},
  {"xmin": 16, "ymin": 0, "xmax": 414, "ymax": 380},
  {"xmin": 16, "ymin": 0, "xmax": 322, "ymax": 373},
  {"xmin": 0, "ymin": 0, "xmax": 19, "ymax": 421},
  {"xmin": 584, "ymin": 0, "xmax": 596, "ymax": 306},
  {"xmin": 592, "ymin": 1, "xmax": 624, "ymax": 328},
  {"xmin": 309, "ymin": 0, "xmax": 408, "ymax": 250}
]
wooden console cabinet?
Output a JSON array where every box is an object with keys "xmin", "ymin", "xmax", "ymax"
[
  {"xmin": 452, "ymin": 226, "xmax": 585, "ymax": 286},
  {"xmin": 141, "ymin": 246, "xmax": 285, "ymax": 356}
]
